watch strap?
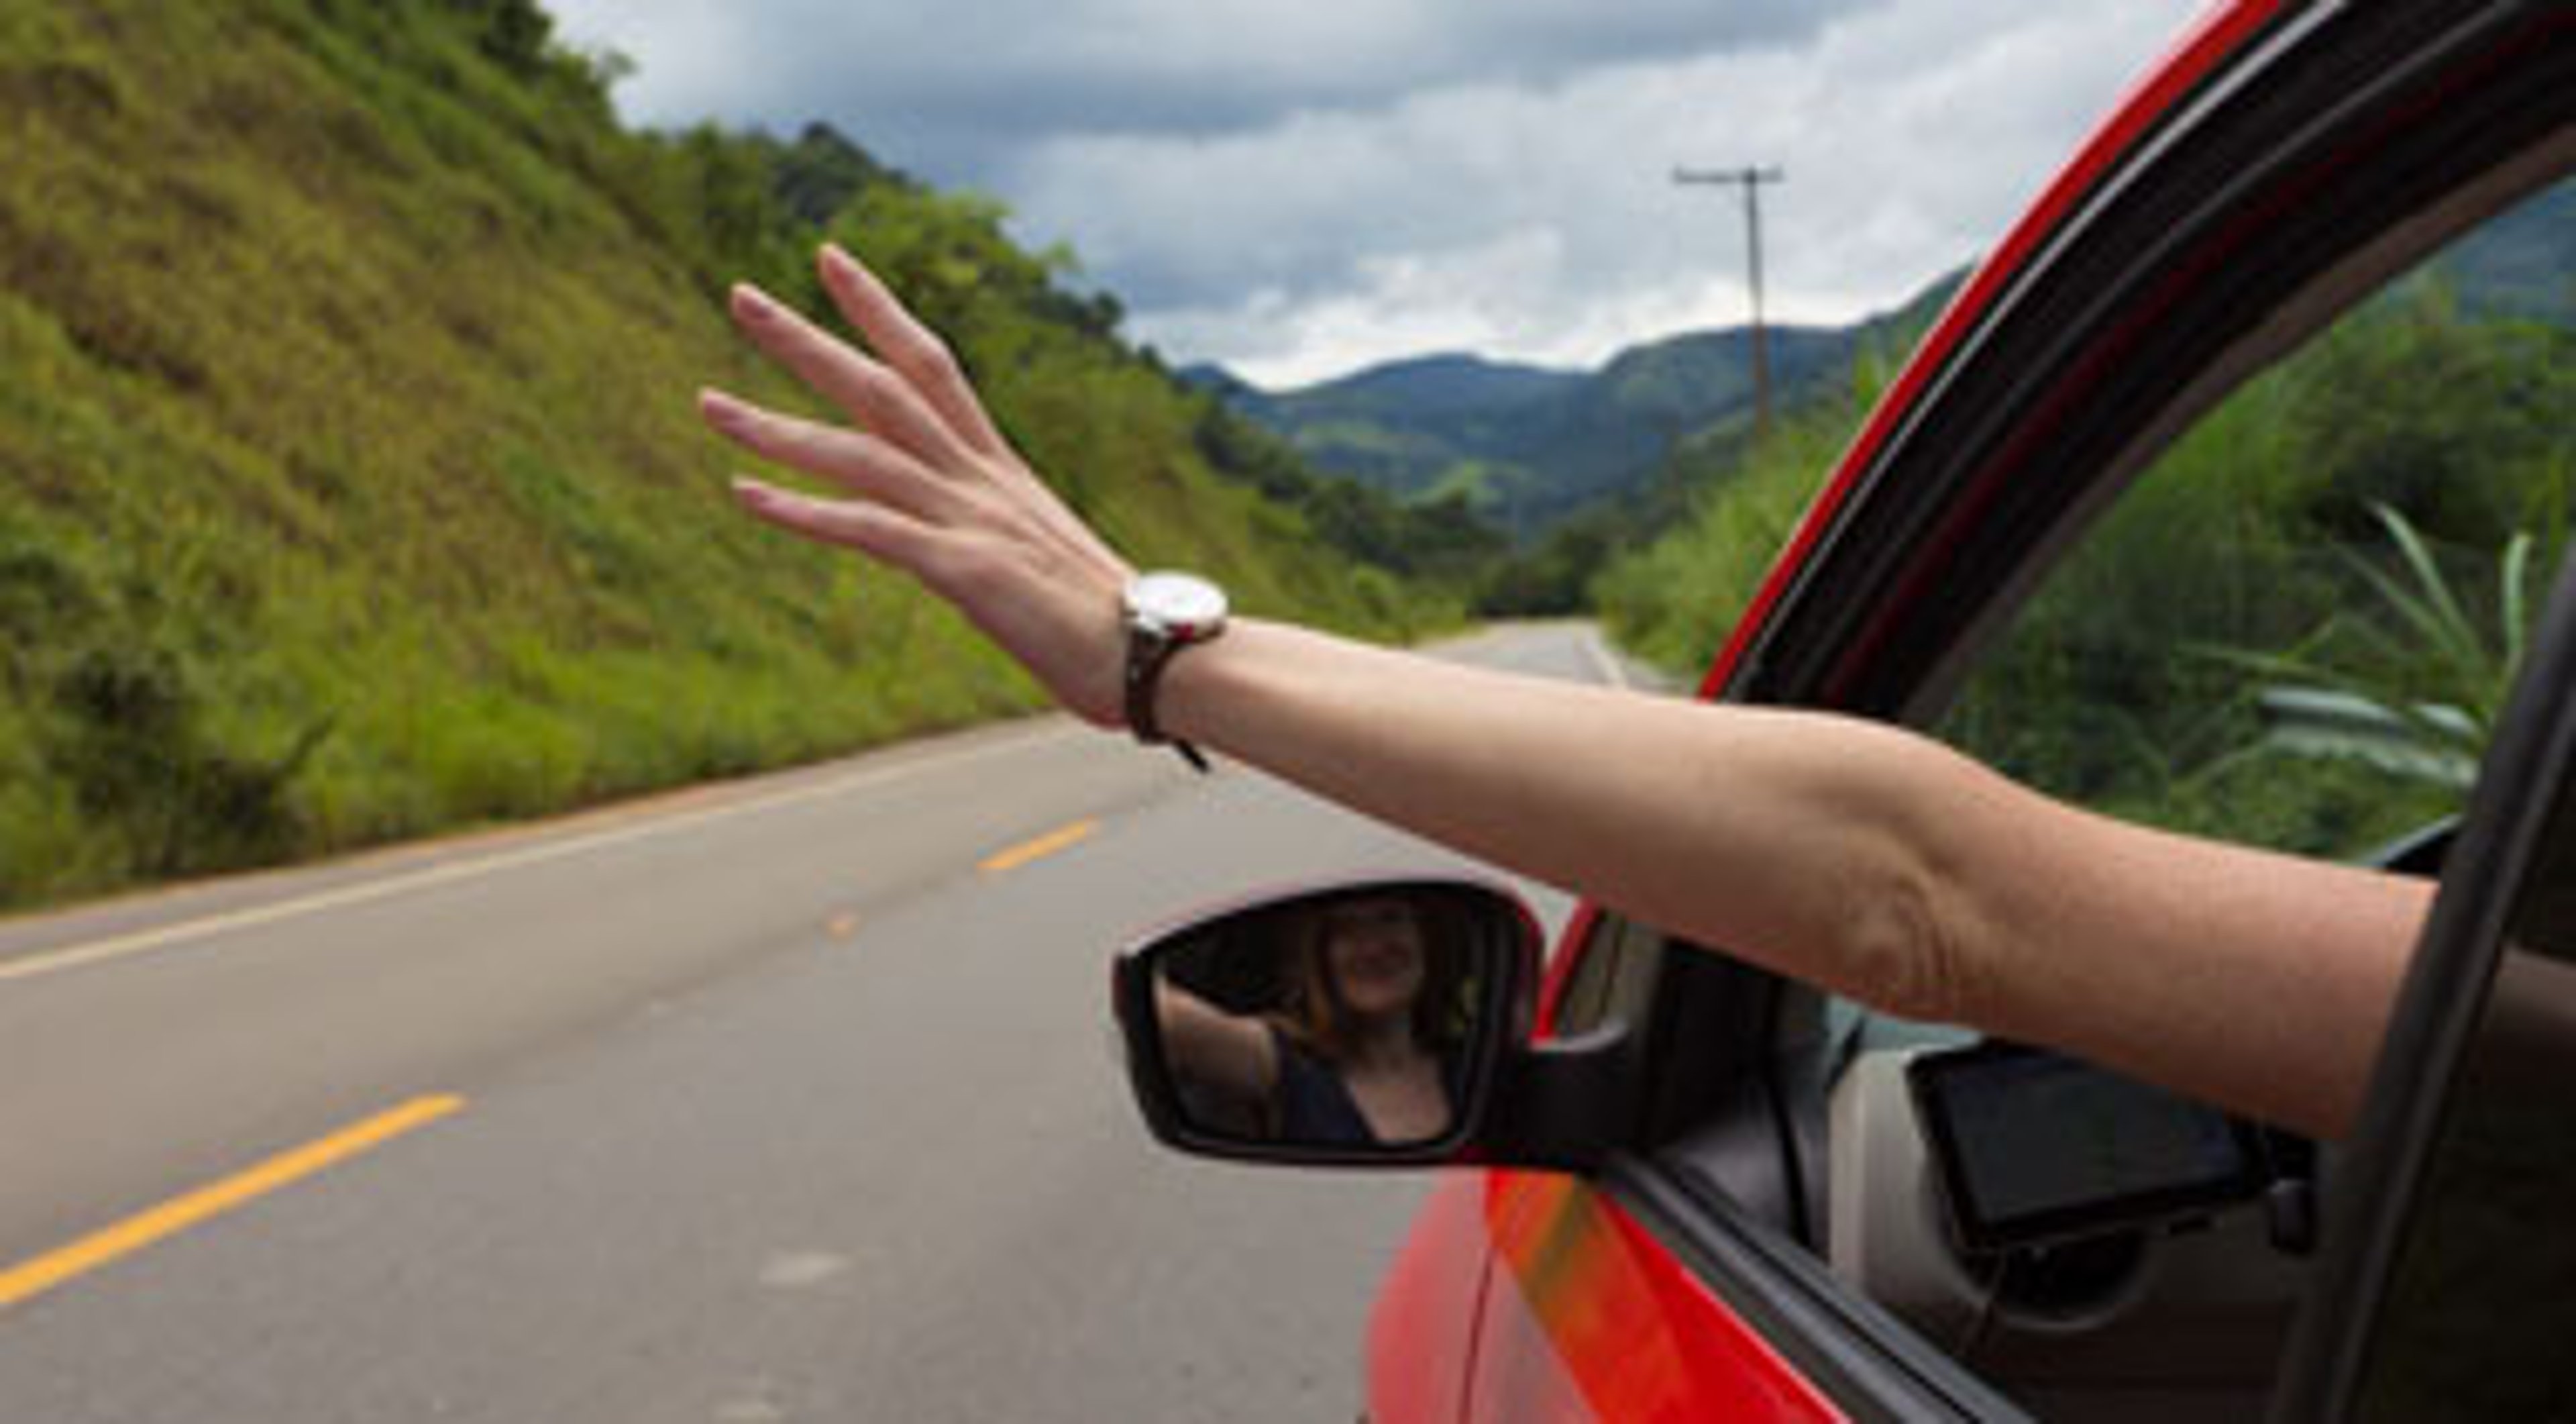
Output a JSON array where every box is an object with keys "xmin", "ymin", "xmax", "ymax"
[{"xmin": 1125, "ymin": 627, "xmax": 1212, "ymax": 772}]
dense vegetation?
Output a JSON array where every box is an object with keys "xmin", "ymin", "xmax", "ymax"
[
  {"xmin": 0, "ymin": 0, "xmax": 1452, "ymax": 911},
  {"xmin": 1599, "ymin": 259, "xmax": 2574, "ymax": 859}
]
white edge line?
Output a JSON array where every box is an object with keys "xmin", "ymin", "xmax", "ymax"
[
  {"xmin": 1580, "ymin": 628, "xmax": 1633, "ymax": 690},
  {"xmin": 0, "ymin": 723, "xmax": 1079, "ymax": 986}
]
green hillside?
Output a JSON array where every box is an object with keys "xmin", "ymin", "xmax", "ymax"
[
  {"xmin": 1597, "ymin": 185, "xmax": 2574, "ymax": 856},
  {"xmin": 0, "ymin": 0, "xmax": 1436, "ymax": 911}
]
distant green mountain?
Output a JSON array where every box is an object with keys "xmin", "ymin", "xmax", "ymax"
[
  {"xmin": 1213, "ymin": 169, "xmax": 2571, "ymax": 545},
  {"xmin": 1188, "ymin": 354, "xmax": 1583, "ymax": 517},
  {"xmin": 1199, "ymin": 279, "xmax": 1957, "ymax": 537}
]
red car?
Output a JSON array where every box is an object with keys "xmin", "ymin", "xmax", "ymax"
[{"xmin": 1118, "ymin": 2, "xmax": 2575, "ymax": 1419}]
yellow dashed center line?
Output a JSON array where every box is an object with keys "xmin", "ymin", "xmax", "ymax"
[
  {"xmin": 0, "ymin": 1094, "xmax": 466, "ymax": 1313},
  {"xmin": 978, "ymin": 819, "xmax": 1099, "ymax": 874}
]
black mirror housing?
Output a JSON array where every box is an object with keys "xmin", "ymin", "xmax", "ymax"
[{"xmin": 1112, "ymin": 875, "xmax": 1639, "ymax": 1172}]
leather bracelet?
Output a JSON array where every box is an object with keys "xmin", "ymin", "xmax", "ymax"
[{"xmin": 1125, "ymin": 628, "xmax": 1211, "ymax": 772}]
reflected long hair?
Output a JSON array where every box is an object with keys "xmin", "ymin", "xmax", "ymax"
[{"xmin": 1269, "ymin": 891, "xmax": 1474, "ymax": 1062}]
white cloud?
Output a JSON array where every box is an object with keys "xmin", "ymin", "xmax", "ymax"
[
  {"xmin": 544, "ymin": 0, "xmax": 2206, "ymax": 387},
  {"xmin": 548, "ymin": 0, "xmax": 1861, "ymax": 171}
]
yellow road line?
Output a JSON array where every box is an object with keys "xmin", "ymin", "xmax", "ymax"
[
  {"xmin": 979, "ymin": 819, "xmax": 1099, "ymax": 874},
  {"xmin": 0, "ymin": 1094, "xmax": 466, "ymax": 1313}
]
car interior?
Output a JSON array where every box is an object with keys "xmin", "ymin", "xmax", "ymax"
[
  {"xmin": 1556, "ymin": 820, "xmax": 2467, "ymax": 1423},
  {"xmin": 1808, "ymin": 819, "xmax": 2461, "ymax": 1422}
]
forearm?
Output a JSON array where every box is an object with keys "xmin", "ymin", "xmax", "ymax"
[
  {"xmin": 1154, "ymin": 978, "xmax": 1275, "ymax": 1102},
  {"xmin": 1161, "ymin": 619, "xmax": 2423, "ymax": 1139},
  {"xmin": 1160, "ymin": 621, "xmax": 1968, "ymax": 1014}
]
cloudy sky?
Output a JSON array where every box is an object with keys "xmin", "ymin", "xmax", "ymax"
[{"xmin": 545, "ymin": 0, "xmax": 2204, "ymax": 387}]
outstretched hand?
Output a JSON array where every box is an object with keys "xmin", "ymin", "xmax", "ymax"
[{"xmin": 698, "ymin": 244, "xmax": 1137, "ymax": 727}]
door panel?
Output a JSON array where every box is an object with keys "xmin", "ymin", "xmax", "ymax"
[
  {"xmin": 1467, "ymin": 1171, "xmax": 1845, "ymax": 1423},
  {"xmin": 1367, "ymin": 1174, "xmax": 1501, "ymax": 1424}
]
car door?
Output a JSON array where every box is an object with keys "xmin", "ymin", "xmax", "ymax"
[{"xmin": 1433, "ymin": 4, "xmax": 2571, "ymax": 1419}]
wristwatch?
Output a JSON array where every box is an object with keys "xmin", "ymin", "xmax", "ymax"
[{"xmin": 1122, "ymin": 570, "xmax": 1228, "ymax": 772}]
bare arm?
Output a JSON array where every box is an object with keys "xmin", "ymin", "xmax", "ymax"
[
  {"xmin": 1152, "ymin": 978, "xmax": 1280, "ymax": 1107},
  {"xmin": 1163, "ymin": 625, "xmax": 2426, "ymax": 1138},
  {"xmin": 700, "ymin": 246, "xmax": 2424, "ymax": 1141}
]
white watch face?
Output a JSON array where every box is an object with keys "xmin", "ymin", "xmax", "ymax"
[{"xmin": 1128, "ymin": 571, "xmax": 1228, "ymax": 637}]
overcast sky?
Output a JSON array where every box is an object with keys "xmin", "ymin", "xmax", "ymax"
[{"xmin": 544, "ymin": 0, "xmax": 2205, "ymax": 387}]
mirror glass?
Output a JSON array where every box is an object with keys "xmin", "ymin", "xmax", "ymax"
[{"xmin": 1132, "ymin": 880, "xmax": 1521, "ymax": 1152}]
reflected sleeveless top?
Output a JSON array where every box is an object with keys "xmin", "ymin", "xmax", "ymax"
[
  {"xmin": 1267, "ymin": 1025, "xmax": 1461, "ymax": 1147},
  {"xmin": 1270, "ymin": 1025, "xmax": 1378, "ymax": 1145}
]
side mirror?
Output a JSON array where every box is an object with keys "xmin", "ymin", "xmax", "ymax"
[{"xmin": 1112, "ymin": 875, "xmax": 1638, "ymax": 1170}]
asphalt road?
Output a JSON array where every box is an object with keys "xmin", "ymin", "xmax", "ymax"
[{"xmin": 0, "ymin": 622, "xmax": 1641, "ymax": 1422}]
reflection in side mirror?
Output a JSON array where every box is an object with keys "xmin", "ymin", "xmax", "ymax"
[{"xmin": 1114, "ymin": 877, "xmax": 1540, "ymax": 1166}]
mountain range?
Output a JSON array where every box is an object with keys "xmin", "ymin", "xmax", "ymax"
[
  {"xmin": 1187, "ymin": 280, "xmax": 1955, "ymax": 537},
  {"xmin": 1195, "ymin": 174, "xmax": 2571, "ymax": 540}
]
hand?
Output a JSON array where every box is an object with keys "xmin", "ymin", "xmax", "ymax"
[{"xmin": 699, "ymin": 244, "xmax": 1138, "ymax": 727}]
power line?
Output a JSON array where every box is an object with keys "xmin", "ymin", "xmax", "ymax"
[{"xmin": 1672, "ymin": 164, "xmax": 1786, "ymax": 440}]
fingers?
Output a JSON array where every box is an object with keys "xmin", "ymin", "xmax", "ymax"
[
  {"xmin": 727, "ymin": 282, "xmax": 979, "ymax": 474},
  {"xmin": 815, "ymin": 244, "xmax": 1011, "ymax": 460},
  {"xmin": 699, "ymin": 388, "xmax": 967, "ymax": 525},
  {"xmin": 731, "ymin": 477, "xmax": 949, "ymax": 575}
]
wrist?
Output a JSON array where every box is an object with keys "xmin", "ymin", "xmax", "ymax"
[
  {"xmin": 1121, "ymin": 571, "xmax": 1229, "ymax": 769},
  {"xmin": 1149, "ymin": 616, "xmax": 1302, "ymax": 760}
]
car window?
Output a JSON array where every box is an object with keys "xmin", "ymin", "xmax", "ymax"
[
  {"xmin": 1813, "ymin": 178, "xmax": 2571, "ymax": 1413},
  {"xmin": 1935, "ymin": 177, "xmax": 2571, "ymax": 899},
  {"xmin": 1935, "ymin": 211, "xmax": 2569, "ymax": 863}
]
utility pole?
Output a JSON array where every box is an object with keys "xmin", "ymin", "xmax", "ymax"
[{"xmin": 1672, "ymin": 164, "xmax": 1786, "ymax": 440}]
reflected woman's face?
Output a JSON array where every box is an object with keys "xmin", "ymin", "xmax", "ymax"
[{"xmin": 1324, "ymin": 896, "xmax": 1427, "ymax": 1019}]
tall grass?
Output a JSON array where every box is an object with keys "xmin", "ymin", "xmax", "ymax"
[
  {"xmin": 0, "ymin": 0, "xmax": 1430, "ymax": 911},
  {"xmin": 1592, "ymin": 359, "xmax": 1890, "ymax": 680}
]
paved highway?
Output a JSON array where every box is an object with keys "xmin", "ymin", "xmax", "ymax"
[{"xmin": 0, "ymin": 623, "xmax": 1644, "ymax": 1421}]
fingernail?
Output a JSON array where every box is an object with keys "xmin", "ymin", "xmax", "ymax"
[
  {"xmin": 732, "ymin": 476, "xmax": 781, "ymax": 507},
  {"xmin": 732, "ymin": 283, "xmax": 778, "ymax": 321},
  {"xmin": 818, "ymin": 244, "xmax": 854, "ymax": 278},
  {"xmin": 698, "ymin": 388, "xmax": 746, "ymax": 429}
]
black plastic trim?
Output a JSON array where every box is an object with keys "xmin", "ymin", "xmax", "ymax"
[{"xmin": 1483, "ymin": 1025, "xmax": 1645, "ymax": 1173}]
